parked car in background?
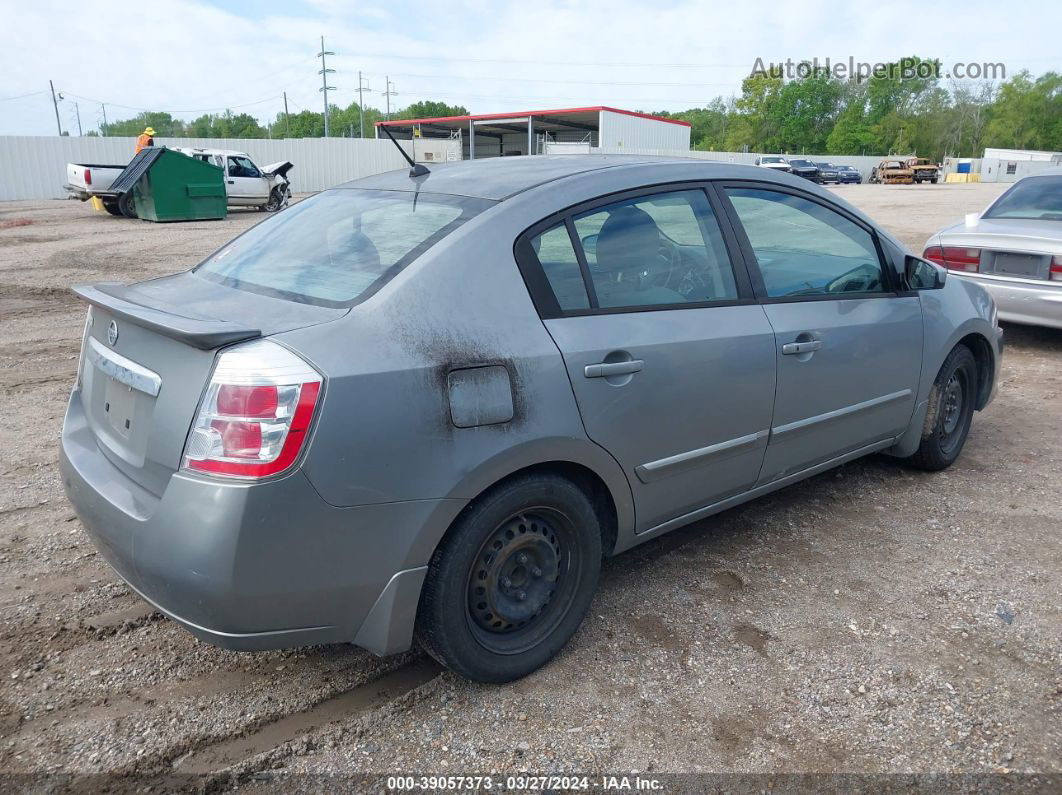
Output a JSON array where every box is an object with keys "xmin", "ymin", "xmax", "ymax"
[
  {"xmin": 905, "ymin": 157, "xmax": 940, "ymax": 184},
  {"xmin": 924, "ymin": 173, "xmax": 1062, "ymax": 328},
  {"xmin": 62, "ymin": 156, "xmax": 1001, "ymax": 683},
  {"xmin": 786, "ymin": 158, "xmax": 821, "ymax": 182},
  {"xmin": 172, "ymin": 148, "xmax": 293, "ymax": 211},
  {"xmin": 876, "ymin": 159, "xmax": 914, "ymax": 184},
  {"xmin": 64, "ymin": 149, "xmax": 293, "ymax": 218},
  {"xmin": 755, "ymin": 155, "xmax": 791, "ymax": 173},
  {"xmin": 64, "ymin": 163, "xmax": 128, "ymax": 214},
  {"xmin": 815, "ymin": 162, "xmax": 841, "ymax": 184},
  {"xmin": 836, "ymin": 165, "xmax": 863, "ymax": 184}
]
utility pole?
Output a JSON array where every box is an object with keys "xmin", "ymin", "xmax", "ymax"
[
  {"xmin": 317, "ymin": 36, "xmax": 336, "ymax": 137},
  {"xmin": 100, "ymin": 103, "xmax": 108, "ymax": 136},
  {"xmin": 383, "ymin": 76, "xmax": 397, "ymax": 121},
  {"xmin": 283, "ymin": 91, "xmax": 290, "ymax": 138},
  {"xmin": 73, "ymin": 102, "xmax": 82, "ymax": 136},
  {"xmin": 48, "ymin": 80, "xmax": 62, "ymax": 135},
  {"xmin": 357, "ymin": 71, "xmax": 372, "ymax": 138}
]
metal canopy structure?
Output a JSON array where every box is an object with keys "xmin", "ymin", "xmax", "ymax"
[{"xmin": 375, "ymin": 106, "xmax": 691, "ymax": 160}]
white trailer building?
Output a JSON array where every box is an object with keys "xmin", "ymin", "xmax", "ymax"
[{"xmin": 375, "ymin": 106, "xmax": 691, "ymax": 161}]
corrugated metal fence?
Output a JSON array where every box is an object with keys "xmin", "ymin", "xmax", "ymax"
[{"xmin": 0, "ymin": 136, "xmax": 413, "ymax": 201}]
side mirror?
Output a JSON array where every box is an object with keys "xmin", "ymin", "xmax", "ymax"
[
  {"xmin": 964, "ymin": 211, "xmax": 980, "ymax": 228},
  {"xmin": 905, "ymin": 254, "xmax": 947, "ymax": 290}
]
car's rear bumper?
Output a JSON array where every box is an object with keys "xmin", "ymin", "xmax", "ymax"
[
  {"xmin": 954, "ymin": 272, "xmax": 1062, "ymax": 330},
  {"xmin": 60, "ymin": 390, "xmax": 466, "ymax": 654}
]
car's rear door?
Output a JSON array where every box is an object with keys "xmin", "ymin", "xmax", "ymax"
[
  {"xmin": 718, "ymin": 183, "xmax": 923, "ymax": 484},
  {"xmin": 515, "ymin": 185, "xmax": 777, "ymax": 533}
]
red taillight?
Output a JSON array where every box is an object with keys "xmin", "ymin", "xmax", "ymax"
[
  {"xmin": 183, "ymin": 341, "xmax": 323, "ymax": 480},
  {"xmin": 1051, "ymin": 256, "xmax": 1062, "ymax": 282},
  {"xmin": 217, "ymin": 384, "xmax": 279, "ymax": 418},
  {"xmin": 923, "ymin": 245, "xmax": 980, "ymax": 272},
  {"xmin": 84, "ymin": 168, "xmax": 92, "ymax": 186}
]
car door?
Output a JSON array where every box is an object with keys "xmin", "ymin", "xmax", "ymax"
[
  {"xmin": 226, "ymin": 155, "xmax": 268, "ymax": 205},
  {"xmin": 719, "ymin": 183, "xmax": 923, "ymax": 484},
  {"xmin": 515, "ymin": 186, "xmax": 777, "ymax": 533}
]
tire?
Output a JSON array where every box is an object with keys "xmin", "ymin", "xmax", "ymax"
[
  {"xmin": 931, "ymin": 178, "xmax": 939, "ymax": 184},
  {"xmin": 102, "ymin": 200, "xmax": 122, "ymax": 216},
  {"xmin": 117, "ymin": 192, "xmax": 137, "ymax": 219},
  {"xmin": 415, "ymin": 473, "xmax": 602, "ymax": 682},
  {"xmin": 907, "ymin": 345, "xmax": 978, "ymax": 471},
  {"xmin": 262, "ymin": 187, "xmax": 288, "ymax": 212}
]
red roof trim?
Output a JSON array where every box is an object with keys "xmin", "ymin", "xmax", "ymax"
[{"xmin": 375, "ymin": 105, "xmax": 691, "ymax": 128}]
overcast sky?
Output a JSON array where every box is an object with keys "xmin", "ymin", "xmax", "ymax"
[{"xmin": 2, "ymin": 0, "xmax": 1058, "ymax": 136}]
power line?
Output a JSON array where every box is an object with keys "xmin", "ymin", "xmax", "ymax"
[
  {"xmin": 317, "ymin": 35, "xmax": 336, "ymax": 136},
  {"xmin": 0, "ymin": 90, "xmax": 49, "ymax": 102},
  {"xmin": 385, "ymin": 71, "xmax": 737, "ymax": 88}
]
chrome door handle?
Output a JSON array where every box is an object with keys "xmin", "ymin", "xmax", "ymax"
[
  {"xmin": 781, "ymin": 340, "xmax": 823, "ymax": 355},
  {"xmin": 584, "ymin": 360, "xmax": 644, "ymax": 378}
]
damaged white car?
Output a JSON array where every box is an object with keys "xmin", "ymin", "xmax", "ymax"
[{"xmin": 171, "ymin": 147, "xmax": 293, "ymax": 212}]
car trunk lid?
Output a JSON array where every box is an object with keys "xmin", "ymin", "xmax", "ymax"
[{"xmin": 73, "ymin": 272, "xmax": 344, "ymax": 496}]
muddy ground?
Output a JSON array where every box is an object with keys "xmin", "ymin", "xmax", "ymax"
[{"xmin": 1, "ymin": 183, "xmax": 1060, "ymax": 789}]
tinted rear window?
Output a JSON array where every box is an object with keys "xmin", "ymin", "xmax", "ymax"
[
  {"xmin": 983, "ymin": 178, "xmax": 1062, "ymax": 221},
  {"xmin": 196, "ymin": 189, "xmax": 494, "ymax": 306}
]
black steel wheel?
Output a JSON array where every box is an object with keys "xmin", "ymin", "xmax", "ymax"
[
  {"xmin": 908, "ymin": 344, "xmax": 978, "ymax": 471},
  {"xmin": 117, "ymin": 191, "xmax": 137, "ymax": 219},
  {"xmin": 416, "ymin": 473, "xmax": 601, "ymax": 682}
]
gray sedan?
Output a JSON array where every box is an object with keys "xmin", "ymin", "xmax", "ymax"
[
  {"xmin": 61, "ymin": 156, "xmax": 1001, "ymax": 682},
  {"xmin": 924, "ymin": 173, "xmax": 1062, "ymax": 328}
]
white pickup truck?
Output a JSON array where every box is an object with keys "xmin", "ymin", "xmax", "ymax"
[{"xmin": 64, "ymin": 147, "xmax": 293, "ymax": 216}]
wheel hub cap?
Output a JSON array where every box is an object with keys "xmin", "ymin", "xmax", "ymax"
[{"xmin": 941, "ymin": 374, "xmax": 963, "ymax": 435}]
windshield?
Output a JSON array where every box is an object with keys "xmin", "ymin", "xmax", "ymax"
[
  {"xmin": 983, "ymin": 177, "xmax": 1062, "ymax": 221},
  {"xmin": 790, "ymin": 160, "xmax": 814, "ymax": 167},
  {"xmin": 196, "ymin": 189, "xmax": 494, "ymax": 306},
  {"xmin": 761, "ymin": 157, "xmax": 784, "ymax": 163}
]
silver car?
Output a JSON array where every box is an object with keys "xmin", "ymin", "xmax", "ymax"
[
  {"xmin": 924, "ymin": 174, "xmax": 1062, "ymax": 329},
  {"xmin": 61, "ymin": 156, "xmax": 1001, "ymax": 682}
]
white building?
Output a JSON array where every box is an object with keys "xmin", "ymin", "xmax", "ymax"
[{"xmin": 376, "ymin": 106, "xmax": 692, "ymax": 161}]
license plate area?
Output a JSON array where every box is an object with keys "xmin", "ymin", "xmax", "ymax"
[
  {"xmin": 104, "ymin": 377, "xmax": 137, "ymax": 439},
  {"xmin": 993, "ymin": 252, "xmax": 1046, "ymax": 278}
]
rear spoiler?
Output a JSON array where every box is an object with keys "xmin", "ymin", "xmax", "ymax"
[
  {"xmin": 262, "ymin": 160, "xmax": 294, "ymax": 179},
  {"xmin": 72, "ymin": 283, "xmax": 260, "ymax": 350}
]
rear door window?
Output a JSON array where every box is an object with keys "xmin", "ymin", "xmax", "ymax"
[
  {"xmin": 197, "ymin": 189, "xmax": 494, "ymax": 306},
  {"xmin": 570, "ymin": 189, "xmax": 739, "ymax": 309}
]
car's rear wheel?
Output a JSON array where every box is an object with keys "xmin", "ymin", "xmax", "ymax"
[
  {"xmin": 415, "ymin": 473, "xmax": 601, "ymax": 682},
  {"xmin": 907, "ymin": 345, "xmax": 978, "ymax": 471},
  {"xmin": 102, "ymin": 199, "xmax": 123, "ymax": 216},
  {"xmin": 118, "ymin": 192, "xmax": 137, "ymax": 219}
]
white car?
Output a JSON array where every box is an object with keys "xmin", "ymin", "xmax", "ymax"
[
  {"xmin": 172, "ymin": 147, "xmax": 292, "ymax": 211},
  {"xmin": 755, "ymin": 155, "xmax": 791, "ymax": 173},
  {"xmin": 923, "ymin": 174, "xmax": 1062, "ymax": 329}
]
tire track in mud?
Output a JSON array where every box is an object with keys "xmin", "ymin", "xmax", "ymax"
[{"xmin": 170, "ymin": 659, "xmax": 441, "ymax": 777}]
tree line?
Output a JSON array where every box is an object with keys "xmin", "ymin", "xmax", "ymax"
[
  {"xmin": 96, "ymin": 100, "xmax": 468, "ymax": 141},
  {"xmin": 661, "ymin": 57, "xmax": 1060, "ymax": 159},
  {"xmin": 95, "ymin": 57, "xmax": 1060, "ymax": 160}
]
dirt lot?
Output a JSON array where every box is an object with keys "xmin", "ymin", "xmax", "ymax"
[{"xmin": 2, "ymin": 183, "xmax": 1060, "ymax": 788}]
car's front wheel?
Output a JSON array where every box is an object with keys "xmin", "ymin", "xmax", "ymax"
[
  {"xmin": 416, "ymin": 473, "xmax": 602, "ymax": 682},
  {"xmin": 907, "ymin": 345, "xmax": 978, "ymax": 471}
]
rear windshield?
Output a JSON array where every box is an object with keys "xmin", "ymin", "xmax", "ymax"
[
  {"xmin": 196, "ymin": 189, "xmax": 494, "ymax": 306},
  {"xmin": 983, "ymin": 177, "xmax": 1062, "ymax": 221}
]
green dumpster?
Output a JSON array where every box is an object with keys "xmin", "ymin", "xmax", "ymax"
[{"xmin": 130, "ymin": 149, "xmax": 227, "ymax": 222}]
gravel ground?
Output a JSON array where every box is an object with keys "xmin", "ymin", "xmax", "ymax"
[{"xmin": 1, "ymin": 183, "xmax": 1060, "ymax": 789}]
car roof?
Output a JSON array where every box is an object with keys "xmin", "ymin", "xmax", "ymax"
[
  {"xmin": 172, "ymin": 147, "xmax": 248, "ymax": 158},
  {"xmin": 339, "ymin": 154, "xmax": 709, "ymax": 201}
]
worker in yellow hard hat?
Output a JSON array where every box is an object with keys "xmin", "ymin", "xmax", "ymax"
[{"xmin": 135, "ymin": 127, "xmax": 156, "ymax": 155}]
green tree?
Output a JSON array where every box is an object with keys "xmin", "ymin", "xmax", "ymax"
[
  {"xmin": 104, "ymin": 111, "xmax": 184, "ymax": 137},
  {"xmin": 984, "ymin": 71, "xmax": 1062, "ymax": 151},
  {"xmin": 826, "ymin": 104, "xmax": 877, "ymax": 154}
]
